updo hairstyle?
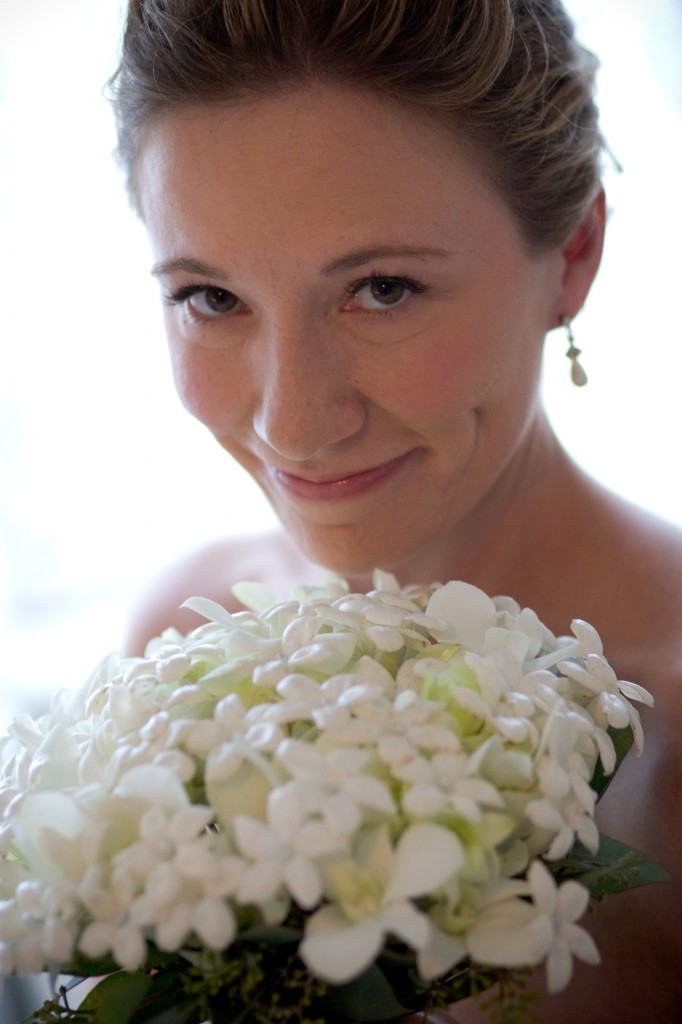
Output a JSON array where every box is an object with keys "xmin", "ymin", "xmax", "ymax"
[{"xmin": 109, "ymin": 0, "xmax": 603, "ymax": 250}]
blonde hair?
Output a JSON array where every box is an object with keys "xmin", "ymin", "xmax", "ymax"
[{"xmin": 110, "ymin": 0, "xmax": 603, "ymax": 248}]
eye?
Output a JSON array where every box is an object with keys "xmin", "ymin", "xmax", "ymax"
[
  {"xmin": 165, "ymin": 284, "xmax": 242, "ymax": 318},
  {"xmin": 344, "ymin": 274, "xmax": 425, "ymax": 313}
]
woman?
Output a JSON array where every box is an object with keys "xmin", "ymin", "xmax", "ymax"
[{"xmin": 111, "ymin": 1, "xmax": 682, "ymax": 1020}]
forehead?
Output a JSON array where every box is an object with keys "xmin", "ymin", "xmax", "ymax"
[{"xmin": 136, "ymin": 85, "xmax": 519, "ymax": 261}]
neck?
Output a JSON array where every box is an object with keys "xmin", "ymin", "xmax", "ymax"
[{"xmin": 369, "ymin": 412, "xmax": 588, "ymax": 623}]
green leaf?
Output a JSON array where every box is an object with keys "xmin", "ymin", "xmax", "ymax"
[
  {"xmin": 239, "ymin": 924, "xmax": 303, "ymax": 945},
  {"xmin": 78, "ymin": 973, "xmax": 153, "ymax": 1024},
  {"xmin": 77, "ymin": 970, "xmax": 198, "ymax": 1024},
  {"xmin": 318, "ymin": 964, "xmax": 412, "ymax": 1022},
  {"xmin": 555, "ymin": 833, "xmax": 670, "ymax": 898}
]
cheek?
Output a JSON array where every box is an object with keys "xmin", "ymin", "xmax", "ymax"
[
  {"xmin": 166, "ymin": 337, "xmax": 249, "ymax": 435},
  {"xmin": 378, "ymin": 327, "xmax": 520, "ymax": 430}
]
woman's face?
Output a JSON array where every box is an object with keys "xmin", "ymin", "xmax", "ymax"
[{"xmin": 138, "ymin": 86, "xmax": 569, "ymax": 576}]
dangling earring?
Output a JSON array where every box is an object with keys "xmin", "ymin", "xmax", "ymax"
[{"xmin": 562, "ymin": 316, "xmax": 588, "ymax": 387}]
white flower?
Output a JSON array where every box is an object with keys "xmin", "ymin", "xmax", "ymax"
[
  {"xmin": 321, "ymin": 689, "xmax": 459, "ymax": 763},
  {"xmin": 467, "ymin": 861, "xmax": 599, "ymax": 992},
  {"xmin": 78, "ymin": 864, "xmax": 148, "ymax": 971},
  {"xmin": 0, "ymin": 570, "xmax": 650, "ymax": 1006},
  {"xmin": 524, "ymin": 703, "xmax": 602, "ymax": 858},
  {"xmin": 233, "ymin": 782, "xmax": 348, "ymax": 910},
  {"xmin": 300, "ymin": 822, "xmax": 464, "ymax": 983},
  {"xmin": 526, "ymin": 860, "xmax": 600, "ymax": 992},
  {"xmin": 465, "ymin": 876, "xmax": 550, "ymax": 971},
  {"xmin": 273, "ymin": 668, "xmax": 388, "ymax": 729},
  {"xmin": 14, "ymin": 791, "xmax": 106, "ymax": 886},
  {"xmin": 92, "ymin": 795, "xmax": 242, "ymax": 958},
  {"xmin": 0, "ymin": 880, "xmax": 79, "ymax": 973},
  {"xmin": 276, "ymin": 739, "xmax": 396, "ymax": 834},
  {"xmin": 205, "ymin": 735, "xmax": 282, "ymax": 827},
  {"xmin": 394, "ymin": 750, "xmax": 503, "ymax": 822},
  {"xmin": 558, "ymin": 654, "xmax": 653, "ymax": 752}
]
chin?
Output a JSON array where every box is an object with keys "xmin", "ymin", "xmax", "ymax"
[{"xmin": 289, "ymin": 521, "xmax": 426, "ymax": 581}]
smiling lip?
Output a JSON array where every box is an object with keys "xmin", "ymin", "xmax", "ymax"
[{"xmin": 270, "ymin": 451, "xmax": 417, "ymax": 501}]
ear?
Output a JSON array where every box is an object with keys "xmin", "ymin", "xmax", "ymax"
[{"xmin": 554, "ymin": 188, "xmax": 606, "ymax": 324}]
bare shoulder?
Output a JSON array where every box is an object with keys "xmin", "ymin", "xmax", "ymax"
[
  {"xmin": 121, "ymin": 531, "xmax": 328, "ymax": 655},
  {"xmin": 587, "ymin": 494, "xmax": 682, "ymax": 837},
  {"xmin": 570, "ymin": 483, "xmax": 682, "ymax": 684},
  {"xmin": 454, "ymin": 498, "xmax": 682, "ymax": 1023}
]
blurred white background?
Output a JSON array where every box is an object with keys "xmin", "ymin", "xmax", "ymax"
[{"xmin": 0, "ymin": 0, "xmax": 681, "ymax": 727}]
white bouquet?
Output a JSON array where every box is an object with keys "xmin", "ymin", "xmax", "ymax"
[{"xmin": 0, "ymin": 573, "xmax": 666, "ymax": 1023}]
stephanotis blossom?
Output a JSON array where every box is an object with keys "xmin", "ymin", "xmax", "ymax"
[
  {"xmin": 300, "ymin": 822, "xmax": 464, "ymax": 983},
  {"xmin": 0, "ymin": 571, "xmax": 656, "ymax": 1017}
]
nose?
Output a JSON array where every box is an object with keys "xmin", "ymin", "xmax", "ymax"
[{"xmin": 252, "ymin": 320, "xmax": 367, "ymax": 461}]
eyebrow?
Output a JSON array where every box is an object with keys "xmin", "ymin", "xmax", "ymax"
[
  {"xmin": 151, "ymin": 257, "xmax": 227, "ymax": 279},
  {"xmin": 321, "ymin": 245, "xmax": 453, "ymax": 275},
  {"xmin": 151, "ymin": 245, "xmax": 454, "ymax": 280}
]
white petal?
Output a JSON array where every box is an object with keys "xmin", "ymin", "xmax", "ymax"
[
  {"xmin": 146, "ymin": 864, "xmax": 184, "ymax": 910},
  {"xmin": 575, "ymin": 816, "xmax": 600, "ymax": 855},
  {"xmin": 426, "ymin": 581, "xmax": 497, "ymax": 650},
  {"xmin": 234, "ymin": 816, "xmax": 279, "ymax": 859},
  {"xmin": 192, "ymin": 897, "xmax": 236, "ymax": 950},
  {"xmin": 593, "ymin": 728, "xmax": 616, "ymax": 775},
  {"xmin": 288, "ymin": 634, "xmax": 357, "ymax": 673},
  {"xmin": 364, "ymin": 626, "xmax": 405, "ymax": 652},
  {"xmin": 417, "ymin": 923, "xmax": 467, "ymax": 980},
  {"xmin": 281, "ymin": 615, "xmax": 323, "ymax": 656},
  {"xmin": 557, "ymin": 879, "xmax": 589, "ymax": 923},
  {"xmin": 267, "ymin": 784, "xmax": 308, "ymax": 841},
  {"xmin": 525, "ymin": 799, "xmax": 564, "ymax": 833},
  {"xmin": 449, "ymin": 688, "xmax": 492, "ymax": 721},
  {"xmin": 380, "ymin": 900, "xmax": 430, "ymax": 950},
  {"xmin": 41, "ymin": 918, "xmax": 76, "ymax": 963},
  {"xmin": 183, "ymin": 595, "xmax": 240, "ymax": 624},
  {"xmin": 237, "ymin": 861, "xmax": 283, "ymax": 905},
  {"xmin": 155, "ymin": 904, "xmax": 193, "ymax": 951},
  {"xmin": 322, "ymin": 793, "xmax": 362, "ymax": 836},
  {"xmin": 343, "ymin": 775, "xmax": 396, "ymax": 815},
  {"xmin": 485, "ymin": 627, "xmax": 530, "ymax": 664},
  {"xmin": 300, "ymin": 906, "xmax": 383, "ymax": 983},
  {"xmin": 79, "ymin": 921, "xmax": 114, "ymax": 960},
  {"xmin": 467, "ymin": 899, "xmax": 550, "ymax": 967},
  {"xmin": 175, "ymin": 843, "xmax": 220, "ymax": 881},
  {"xmin": 528, "ymin": 860, "xmax": 558, "ymax": 914},
  {"xmin": 564, "ymin": 921, "xmax": 600, "ymax": 965},
  {"xmin": 618, "ymin": 680, "xmax": 654, "ymax": 706},
  {"xmin": 275, "ymin": 678, "xmax": 322, "ymax": 708},
  {"xmin": 628, "ymin": 706, "xmax": 645, "ymax": 754},
  {"xmin": 112, "ymin": 923, "xmax": 147, "ymax": 970},
  {"xmin": 371, "ymin": 569, "xmax": 402, "ymax": 594},
  {"xmin": 15, "ymin": 792, "xmax": 90, "ymax": 883},
  {"xmin": 597, "ymin": 693, "xmax": 631, "ymax": 730},
  {"xmin": 570, "ymin": 619, "xmax": 603, "ymax": 655},
  {"xmin": 384, "ymin": 824, "xmax": 463, "ymax": 902},
  {"xmin": 115, "ymin": 765, "xmax": 188, "ymax": 814},
  {"xmin": 402, "ymin": 783, "xmax": 446, "ymax": 818},
  {"xmin": 557, "ymin": 661, "xmax": 603, "ymax": 694},
  {"xmin": 169, "ymin": 806, "xmax": 214, "ymax": 845},
  {"xmin": 546, "ymin": 940, "xmax": 574, "ymax": 993},
  {"xmin": 207, "ymin": 759, "xmax": 273, "ymax": 826},
  {"xmin": 283, "ymin": 855, "xmax": 321, "ymax": 909}
]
